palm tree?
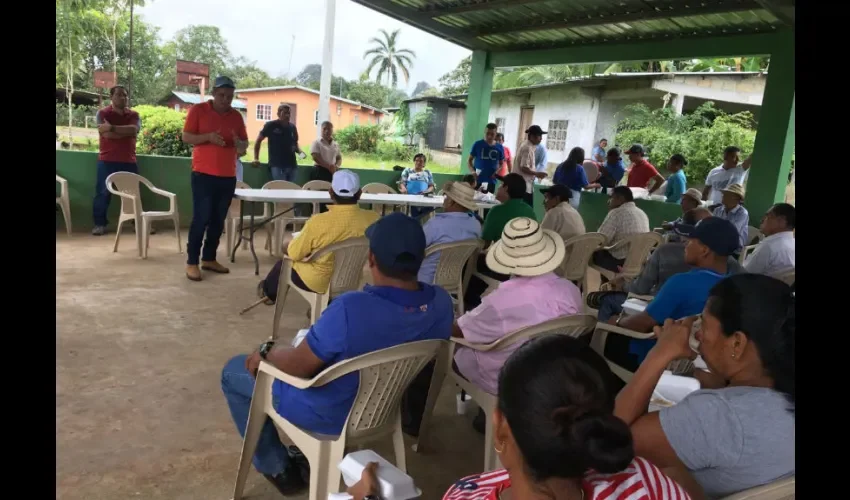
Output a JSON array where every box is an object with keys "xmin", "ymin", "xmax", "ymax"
[{"xmin": 363, "ymin": 29, "xmax": 415, "ymax": 87}]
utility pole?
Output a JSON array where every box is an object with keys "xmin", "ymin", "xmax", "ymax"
[
  {"xmin": 317, "ymin": 0, "xmax": 336, "ymax": 136},
  {"xmin": 287, "ymin": 35, "xmax": 295, "ymax": 78},
  {"xmin": 127, "ymin": 0, "xmax": 135, "ymax": 105}
]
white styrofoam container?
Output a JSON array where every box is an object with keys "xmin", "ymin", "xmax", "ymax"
[
  {"xmin": 621, "ymin": 298, "xmax": 649, "ymax": 316},
  {"xmin": 649, "ymin": 370, "xmax": 701, "ymax": 412},
  {"xmin": 337, "ymin": 450, "xmax": 421, "ymax": 500}
]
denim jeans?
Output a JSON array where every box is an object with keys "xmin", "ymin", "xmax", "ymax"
[
  {"xmin": 92, "ymin": 161, "xmax": 138, "ymax": 226},
  {"xmin": 221, "ymin": 355, "xmax": 289, "ymax": 476},
  {"xmin": 597, "ymin": 292, "xmax": 628, "ymax": 322},
  {"xmin": 270, "ymin": 165, "xmax": 297, "ymax": 182},
  {"xmin": 187, "ymin": 172, "xmax": 236, "ymax": 265}
]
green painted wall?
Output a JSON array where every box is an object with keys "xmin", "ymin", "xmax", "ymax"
[{"xmin": 56, "ymin": 150, "xmax": 681, "ymax": 232}]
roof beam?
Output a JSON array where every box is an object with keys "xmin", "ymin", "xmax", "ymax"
[
  {"xmin": 422, "ymin": 0, "xmax": 547, "ymax": 16},
  {"xmin": 475, "ymin": 1, "xmax": 765, "ymax": 37},
  {"xmin": 489, "ymin": 30, "xmax": 785, "ymax": 68},
  {"xmin": 753, "ymin": 0, "xmax": 795, "ymax": 27},
  {"xmin": 349, "ymin": 0, "xmax": 485, "ymax": 50}
]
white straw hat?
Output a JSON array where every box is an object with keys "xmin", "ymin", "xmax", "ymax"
[
  {"xmin": 486, "ymin": 217, "xmax": 566, "ymax": 277},
  {"xmin": 442, "ymin": 181, "xmax": 478, "ymax": 211}
]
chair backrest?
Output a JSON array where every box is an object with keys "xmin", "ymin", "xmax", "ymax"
[
  {"xmin": 721, "ymin": 477, "xmax": 795, "ymax": 500},
  {"xmin": 229, "ymin": 181, "xmax": 252, "ymax": 216},
  {"xmin": 582, "ymin": 161, "xmax": 599, "ymax": 182},
  {"xmin": 619, "ymin": 232, "xmax": 664, "ymax": 278},
  {"xmin": 424, "ymin": 239, "xmax": 483, "ymax": 292},
  {"xmin": 484, "ymin": 314, "xmax": 598, "ymax": 352},
  {"xmin": 105, "ymin": 171, "xmax": 153, "ymax": 215},
  {"xmin": 308, "ymin": 339, "xmax": 446, "ymax": 440},
  {"xmin": 361, "ymin": 183, "xmax": 399, "ymax": 215},
  {"xmin": 310, "ymin": 237, "xmax": 371, "ymax": 297},
  {"xmin": 769, "ymin": 268, "xmax": 795, "ymax": 286},
  {"xmin": 56, "ymin": 175, "xmax": 68, "ymax": 199},
  {"xmin": 560, "ymin": 233, "xmax": 607, "ymax": 281},
  {"xmin": 262, "ymin": 180, "xmax": 301, "ymax": 216},
  {"xmin": 303, "ymin": 180, "xmax": 332, "ymax": 192},
  {"xmin": 748, "ymin": 225, "xmax": 764, "ymax": 245}
]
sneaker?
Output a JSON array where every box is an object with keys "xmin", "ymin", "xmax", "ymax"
[
  {"xmin": 263, "ymin": 462, "xmax": 306, "ymax": 496},
  {"xmin": 186, "ymin": 265, "xmax": 202, "ymax": 282},
  {"xmin": 201, "ymin": 261, "xmax": 230, "ymax": 274},
  {"xmin": 92, "ymin": 226, "xmax": 107, "ymax": 236}
]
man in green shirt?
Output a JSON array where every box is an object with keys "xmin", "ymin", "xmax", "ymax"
[
  {"xmin": 481, "ymin": 173, "xmax": 538, "ymax": 242},
  {"xmin": 466, "ymin": 173, "xmax": 538, "ymax": 308}
]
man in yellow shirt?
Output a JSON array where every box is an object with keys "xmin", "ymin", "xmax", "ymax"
[{"xmin": 285, "ymin": 169, "xmax": 379, "ymax": 293}]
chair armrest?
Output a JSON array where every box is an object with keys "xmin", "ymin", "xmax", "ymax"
[
  {"xmin": 150, "ymin": 187, "xmax": 177, "ymax": 211},
  {"xmin": 472, "ymin": 271, "xmax": 500, "ymax": 287},
  {"xmin": 626, "ymin": 293, "xmax": 654, "ymax": 302},
  {"xmin": 603, "ymin": 239, "xmax": 628, "ymax": 252},
  {"xmin": 594, "ymin": 321, "xmax": 656, "ymax": 340},
  {"xmin": 450, "ymin": 337, "xmax": 495, "ymax": 352},
  {"xmin": 258, "ymin": 361, "xmax": 315, "ymax": 389}
]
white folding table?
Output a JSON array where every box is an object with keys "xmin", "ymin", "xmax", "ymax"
[{"xmin": 231, "ymin": 189, "xmax": 499, "ymax": 275}]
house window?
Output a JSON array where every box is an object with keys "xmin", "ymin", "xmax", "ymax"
[
  {"xmin": 336, "ymin": 103, "xmax": 342, "ymax": 116},
  {"xmin": 174, "ymin": 103, "xmax": 181, "ymax": 112},
  {"xmin": 314, "ymin": 110, "xmax": 319, "ymax": 125},
  {"xmin": 546, "ymin": 120, "xmax": 568, "ymax": 152},
  {"xmin": 495, "ymin": 118, "xmax": 505, "ymax": 135},
  {"xmin": 256, "ymin": 104, "xmax": 272, "ymax": 121},
  {"xmin": 353, "ymin": 113, "xmax": 359, "ymax": 125}
]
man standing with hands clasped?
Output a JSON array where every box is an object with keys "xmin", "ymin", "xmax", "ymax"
[
  {"xmin": 91, "ymin": 85, "xmax": 142, "ymax": 236},
  {"xmin": 181, "ymin": 76, "xmax": 249, "ymax": 282}
]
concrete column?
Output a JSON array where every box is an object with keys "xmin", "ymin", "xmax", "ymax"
[
  {"xmin": 746, "ymin": 29, "xmax": 795, "ymax": 217},
  {"xmin": 460, "ymin": 50, "xmax": 494, "ymax": 170},
  {"xmin": 317, "ymin": 0, "xmax": 336, "ymax": 137},
  {"xmin": 671, "ymin": 93, "xmax": 685, "ymax": 115}
]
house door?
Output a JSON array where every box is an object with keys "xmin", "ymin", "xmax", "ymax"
[{"xmin": 517, "ymin": 106, "xmax": 534, "ymax": 152}]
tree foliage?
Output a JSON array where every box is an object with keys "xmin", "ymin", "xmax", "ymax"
[
  {"xmin": 614, "ymin": 102, "xmax": 757, "ymax": 183},
  {"xmin": 438, "ymin": 56, "xmax": 471, "ymax": 96},
  {"xmin": 135, "ymin": 105, "xmax": 193, "ymax": 157},
  {"xmin": 363, "ymin": 29, "xmax": 415, "ymax": 87},
  {"xmin": 411, "ymin": 81, "xmax": 432, "ymax": 97}
]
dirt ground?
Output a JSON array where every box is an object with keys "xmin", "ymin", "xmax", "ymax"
[{"xmin": 57, "ymin": 229, "xmax": 489, "ymax": 500}]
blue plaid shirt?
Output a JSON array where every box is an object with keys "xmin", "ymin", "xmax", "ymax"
[{"xmin": 712, "ymin": 204, "xmax": 750, "ymax": 249}]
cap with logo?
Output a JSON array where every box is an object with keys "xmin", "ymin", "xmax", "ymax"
[
  {"xmin": 331, "ymin": 169, "xmax": 361, "ymax": 198},
  {"xmin": 365, "ymin": 212, "xmax": 427, "ymax": 276},
  {"xmin": 673, "ymin": 217, "xmax": 741, "ymax": 256},
  {"xmin": 525, "ymin": 125, "xmax": 547, "ymax": 136},
  {"xmin": 213, "ymin": 76, "xmax": 236, "ymax": 89}
]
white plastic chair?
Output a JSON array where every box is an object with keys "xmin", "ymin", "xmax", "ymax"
[
  {"xmin": 361, "ymin": 182, "xmax": 401, "ymax": 216},
  {"xmin": 261, "ymin": 180, "xmax": 309, "ymax": 256},
  {"xmin": 105, "ymin": 172, "xmax": 181, "ymax": 259},
  {"xmin": 424, "ymin": 239, "xmax": 484, "ymax": 317},
  {"xmin": 589, "ymin": 321, "xmax": 693, "ymax": 382},
  {"xmin": 590, "ymin": 232, "xmax": 663, "ymax": 282},
  {"xmin": 558, "ymin": 233, "xmax": 607, "ymax": 294},
  {"xmin": 748, "ymin": 225, "xmax": 764, "ymax": 245},
  {"xmin": 224, "ymin": 181, "xmax": 251, "ymax": 258},
  {"xmin": 582, "ymin": 160, "xmax": 600, "ymax": 183},
  {"xmin": 721, "ymin": 477, "xmax": 795, "ymax": 500},
  {"xmin": 56, "ymin": 175, "xmax": 71, "ymax": 236},
  {"xmin": 303, "ymin": 180, "xmax": 332, "ymax": 215},
  {"xmin": 232, "ymin": 339, "xmax": 446, "ymax": 500},
  {"xmin": 272, "ymin": 237, "xmax": 371, "ymax": 337},
  {"xmin": 769, "ymin": 268, "xmax": 795, "ymax": 286}
]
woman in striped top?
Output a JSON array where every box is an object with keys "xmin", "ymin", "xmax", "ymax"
[{"xmin": 442, "ymin": 335, "xmax": 690, "ymax": 500}]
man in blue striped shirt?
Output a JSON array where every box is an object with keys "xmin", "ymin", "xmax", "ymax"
[{"xmin": 712, "ymin": 183, "xmax": 749, "ymax": 251}]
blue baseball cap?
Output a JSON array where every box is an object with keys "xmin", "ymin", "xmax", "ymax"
[
  {"xmin": 213, "ymin": 76, "xmax": 235, "ymax": 89},
  {"xmin": 673, "ymin": 217, "xmax": 740, "ymax": 256},
  {"xmin": 365, "ymin": 212, "xmax": 426, "ymax": 275}
]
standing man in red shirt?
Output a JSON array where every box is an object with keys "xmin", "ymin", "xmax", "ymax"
[
  {"xmin": 92, "ymin": 85, "xmax": 141, "ymax": 236},
  {"xmin": 181, "ymin": 76, "xmax": 249, "ymax": 281},
  {"xmin": 624, "ymin": 144, "xmax": 665, "ymax": 195}
]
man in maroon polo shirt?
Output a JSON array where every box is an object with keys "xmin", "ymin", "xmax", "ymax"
[{"xmin": 92, "ymin": 85, "xmax": 142, "ymax": 236}]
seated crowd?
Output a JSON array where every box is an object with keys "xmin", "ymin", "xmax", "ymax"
[{"xmin": 222, "ymin": 132, "xmax": 794, "ymax": 499}]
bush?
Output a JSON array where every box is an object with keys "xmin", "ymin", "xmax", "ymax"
[
  {"xmin": 614, "ymin": 102, "xmax": 756, "ymax": 183},
  {"xmin": 135, "ymin": 105, "xmax": 193, "ymax": 157},
  {"xmin": 376, "ymin": 140, "xmax": 415, "ymax": 162},
  {"xmin": 335, "ymin": 125, "xmax": 384, "ymax": 154},
  {"xmin": 56, "ymin": 103, "xmax": 99, "ymax": 127}
]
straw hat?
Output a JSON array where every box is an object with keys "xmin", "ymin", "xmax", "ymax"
[
  {"xmin": 682, "ymin": 188, "xmax": 703, "ymax": 203},
  {"xmin": 720, "ymin": 183, "xmax": 746, "ymax": 200},
  {"xmin": 486, "ymin": 217, "xmax": 566, "ymax": 277},
  {"xmin": 442, "ymin": 181, "xmax": 478, "ymax": 211}
]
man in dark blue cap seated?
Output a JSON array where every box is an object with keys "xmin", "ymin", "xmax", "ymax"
[
  {"xmin": 602, "ymin": 217, "xmax": 741, "ymax": 374},
  {"xmin": 220, "ymin": 212, "xmax": 454, "ymax": 496}
]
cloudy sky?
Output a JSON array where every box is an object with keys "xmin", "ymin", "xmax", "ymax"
[{"xmin": 138, "ymin": 0, "xmax": 471, "ymax": 93}]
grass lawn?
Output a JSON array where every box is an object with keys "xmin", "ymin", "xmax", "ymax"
[{"xmin": 249, "ymin": 140, "xmax": 461, "ymax": 174}]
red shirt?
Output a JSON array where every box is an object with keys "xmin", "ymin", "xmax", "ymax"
[
  {"xmin": 442, "ymin": 458, "xmax": 691, "ymax": 500},
  {"xmin": 97, "ymin": 105, "xmax": 140, "ymax": 163},
  {"xmin": 183, "ymin": 101, "xmax": 248, "ymax": 178},
  {"xmin": 627, "ymin": 158, "xmax": 659, "ymax": 189},
  {"xmin": 498, "ymin": 146, "xmax": 512, "ymax": 177}
]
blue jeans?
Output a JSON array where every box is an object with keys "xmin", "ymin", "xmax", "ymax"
[
  {"xmin": 221, "ymin": 355, "xmax": 289, "ymax": 476},
  {"xmin": 93, "ymin": 161, "xmax": 138, "ymax": 226},
  {"xmin": 598, "ymin": 292, "xmax": 628, "ymax": 322},
  {"xmin": 187, "ymin": 172, "xmax": 236, "ymax": 265},
  {"xmin": 270, "ymin": 165, "xmax": 297, "ymax": 182},
  {"xmin": 410, "ymin": 206, "xmax": 435, "ymax": 219}
]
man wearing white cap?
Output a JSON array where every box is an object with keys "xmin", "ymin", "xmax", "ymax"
[
  {"xmin": 452, "ymin": 216, "xmax": 584, "ymax": 432},
  {"xmin": 282, "ymin": 169, "xmax": 379, "ymax": 293},
  {"xmin": 712, "ymin": 183, "xmax": 749, "ymax": 251},
  {"xmin": 418, "ymin": 181, "xmax": 482, "ymax": 284}
]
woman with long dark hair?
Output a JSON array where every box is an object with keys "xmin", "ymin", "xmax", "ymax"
[
  {"xmin": 553, "ymin": 147, "xmax": 599, "ymax": 209},
  {"xmin": 615, "ymin": 274, "xmax": 795, "ymax": 498}
]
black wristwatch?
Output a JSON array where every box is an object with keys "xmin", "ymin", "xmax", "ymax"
[
  {"xmin": 259, "ymin": 340, "xmax": 275, "ymax": 360},
  {"xmin": 363, "ymin": 495, "xmax": 381, "ymax": 500}
]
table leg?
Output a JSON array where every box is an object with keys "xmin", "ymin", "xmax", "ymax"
[
  {"xmin": 249, "ymin": 203, "xmax": 259, "ymax": 275},
  {"xmin": 231, "ymin": 199, "xmax": 245, "ymax": 263}
]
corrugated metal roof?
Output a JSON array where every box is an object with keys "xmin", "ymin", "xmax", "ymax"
[
  {"xmin": 350, "ymin": 0, "xmax": 791, "ymax": 52},
  {"xmin": 234, "ymin": 85, "xmax": 387, "ymax": 114},
  {"xmin": 171, "ymin": 91, "xmax": 247, "ymax": 110}
]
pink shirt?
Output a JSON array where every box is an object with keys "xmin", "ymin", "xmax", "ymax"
[{"xmin": 454, "ymin": 272, "xmax": 583, "ymax": 395}]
